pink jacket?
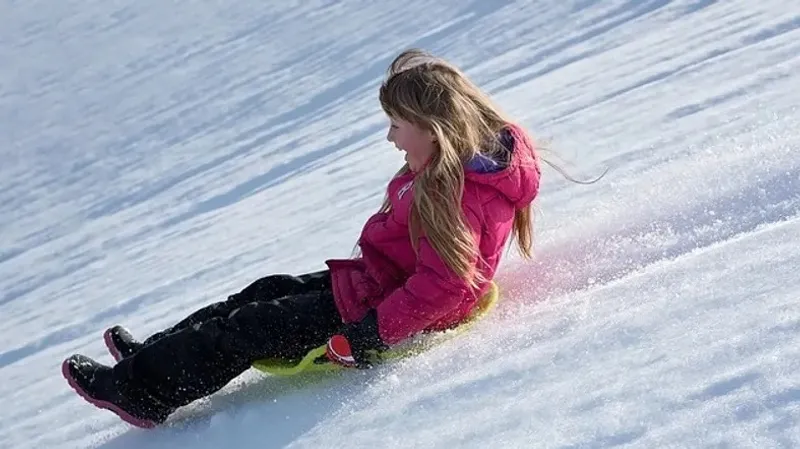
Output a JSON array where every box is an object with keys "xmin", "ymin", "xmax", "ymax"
[{"xmin": 325, "ymin": 123, "xmax": 540, "ymax": 345}]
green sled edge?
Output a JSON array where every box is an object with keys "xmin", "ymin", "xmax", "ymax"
[{"xmin": 252, "ymin": 281, "xmax": 500, "ymax": 376}]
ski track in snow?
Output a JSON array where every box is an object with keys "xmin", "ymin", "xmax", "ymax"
[{"xmin": 1, "ymin": 0, "xmax": 799, "ymax": 448}]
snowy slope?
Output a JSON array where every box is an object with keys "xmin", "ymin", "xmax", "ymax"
[{"xmin": 1, "ymin": 0, "xmax": 799, "ymax": 448}]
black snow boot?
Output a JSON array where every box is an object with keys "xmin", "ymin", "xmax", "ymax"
[
  {"xmin": 104, "ymin": 326, "xmax": 143, "ymax": 362},
  {"xmin": 62, "ymin": 354, "xmax": 173, "ymax": 428}
]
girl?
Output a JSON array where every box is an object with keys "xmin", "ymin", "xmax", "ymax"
[{"xmin": 62, "ymin": 48, "xmax": 542, "ymax": 428}]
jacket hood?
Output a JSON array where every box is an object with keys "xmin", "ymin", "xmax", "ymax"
[{"xmin": 465, "ymin": 124, "xmax": 540, "ymax": 210}]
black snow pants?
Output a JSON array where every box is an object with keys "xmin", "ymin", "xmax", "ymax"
[{"xmin": 112, "ymin": 270, "xmax": 342, "ymax": 409}]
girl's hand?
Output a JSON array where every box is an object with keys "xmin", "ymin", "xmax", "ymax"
[{"xmin": 325, "ymin": 310, "xmax": 387, "ymax": 368}]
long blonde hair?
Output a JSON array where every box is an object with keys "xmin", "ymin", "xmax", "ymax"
[{"xmin": 377, "ymin": 49, "xmax": 535, "ymax": 288}]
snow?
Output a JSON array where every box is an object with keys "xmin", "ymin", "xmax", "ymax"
[{"xmin": 1, "ymin": 0, "xmax": 799, "ymax": 448}]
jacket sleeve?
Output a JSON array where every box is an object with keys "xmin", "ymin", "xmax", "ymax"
[{"xmin": 375, "ymin": 206, "xmax": 483, "ymax": 345}]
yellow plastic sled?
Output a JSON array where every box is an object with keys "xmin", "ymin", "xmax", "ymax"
[{"xmin": 252, "ymin": 281, "xmax": 500, "ymax": 376}]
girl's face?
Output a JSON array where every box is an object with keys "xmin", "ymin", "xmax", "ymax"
[{"xmin": 386, "ymin": 117, "xmax": 437, "ymax": 172}]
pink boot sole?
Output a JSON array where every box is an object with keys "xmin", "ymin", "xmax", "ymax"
[
  {"xmin": 103, "ymin": 328, "xmax": 124, "ymax": 363},
  {"xmin": 61, "ymin": 359, "xmax": 157, "ymax": 429}
]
